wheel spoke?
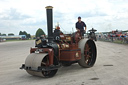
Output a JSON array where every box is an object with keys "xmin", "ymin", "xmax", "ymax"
[
  {"xmin": 85, "ymin": 59, "xmax": 89, "ymax": 64},
  {"xmin": 84, "ymin": 43, "xmax": 93, "ymax": 65}
]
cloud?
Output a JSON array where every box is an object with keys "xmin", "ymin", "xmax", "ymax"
[
  {"xmin": 0, "ymin": 8, "xmax": 31, "ymax": 20},
  {"xmin": 0, "ymin": 8, "xmax": 39, "ymax": 35},
  {"xmin": 76, "ymin": 11, "xmax": 107, "ymax": 18},
  {"xmin": 0, "ymin": 0, "xmax": 128, "ymax": 35}
]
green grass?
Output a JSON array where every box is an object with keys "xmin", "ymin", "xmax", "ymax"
[
  {"xmin": 98, "ymin": 39, "xmax": 128, "ymax": 45},
  {"xmin": 113, "ymin": 40, "xmax": 122, "ymax": 44},
  {"xmin": 113, "ymin": 40, "xmax": 128, "ymax": 45}
]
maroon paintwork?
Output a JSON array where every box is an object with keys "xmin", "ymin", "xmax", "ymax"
[{"xmin": 31, "ymin": 30, "xmax": 83, "ymax": 66}]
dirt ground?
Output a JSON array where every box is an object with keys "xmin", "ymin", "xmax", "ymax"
[{"xmin": 0, "ymin": 40, "xmax": 128, "ymax": 85}]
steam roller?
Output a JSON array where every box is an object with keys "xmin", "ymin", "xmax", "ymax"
[{"xmin": 20, "ymin": 6, "xmax": 97, "ymax": 77}]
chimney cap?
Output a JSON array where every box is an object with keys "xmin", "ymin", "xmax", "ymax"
[{"xmin": 45, "ymin": 6, "xmax": 53, "ymax": 9}]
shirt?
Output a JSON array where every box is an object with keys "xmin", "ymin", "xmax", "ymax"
[{"xmin": 76, "ymin": 21, "xmax": 86, "ymax": 30}]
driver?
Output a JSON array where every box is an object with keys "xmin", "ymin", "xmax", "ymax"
[{"xmin": 75, "ymin": 16, "xmax": 87, "ymax": 38}]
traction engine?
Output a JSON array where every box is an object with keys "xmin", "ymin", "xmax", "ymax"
[{"xmin": 20, "ymin": 6, "xmax": 97, "ymax": 77}]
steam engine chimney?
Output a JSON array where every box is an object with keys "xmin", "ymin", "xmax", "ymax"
[{"xmin": 45, "ymin": 6, "xmax": 53, "ymax": 42}]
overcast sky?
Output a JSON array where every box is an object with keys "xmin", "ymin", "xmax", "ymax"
[{"xmin": 0, "ymin": 0, "xmax": 128, "ymax": 35}]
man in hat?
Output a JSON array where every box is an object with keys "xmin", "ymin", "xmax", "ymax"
[{"xmin": 75, "ymin": 16, "xmax": 86, "ymax": 38}]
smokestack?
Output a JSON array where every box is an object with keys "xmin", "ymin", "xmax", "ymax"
[{"xmin": 45, "ymin": 6, "xmax": 53, "ymax": 42}]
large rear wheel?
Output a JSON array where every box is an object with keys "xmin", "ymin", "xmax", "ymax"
[{"xmin": 78, "ymin": 39, "xmax": 97, "ymax": 68}]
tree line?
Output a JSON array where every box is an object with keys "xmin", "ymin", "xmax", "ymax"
[
  {"xmin": 0, "ymin": 31, "xmax": 31, "ymax": 39},
  {"xmin": 0, "ymin": 33, "xmax": 14, "ymax": 36},
  {"xmin": 0, "ymin": 28, "xmax": 46, "ymax": 38},
  {"xmin": 19, "ymin": 31, "xmax": 31, "ymax": 39}
]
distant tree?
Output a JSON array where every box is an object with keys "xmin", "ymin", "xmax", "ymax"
[
  {"xmin": 23, "ymin": 31, "xmax": 27, "ymax": 36},
  {"xmin": 1, "ymin": 34, "xmax": 6, "ymax": 36},
  {"xmin": 19, "ymin": 31, "xmax": 23, "ymax": 35},
  {"xmin": 27, "ymin": 34, "xmax": 31, "ymax": 39},
  {"xmin": 0, "ymin": 33, "xmax": 1, "ymax": 36},
  {"xmin": 36, "ymin": 28, "xmax": 45, "ymax": 38},
  {"xmin": 19, "ymin": 31, "xmax": 31, "ymax": 39},
  {"xmin": 8, "ymin": 33, "xmax": 14, "ymax": 36}
]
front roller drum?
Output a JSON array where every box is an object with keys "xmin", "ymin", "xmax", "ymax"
[
  {"xmin": 25, "ymin": 53, "xmax": 58, "ymax": 77},
  {"xmin": 78, "ymin": 39, "xmax": 97, "ymax": 68}
]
